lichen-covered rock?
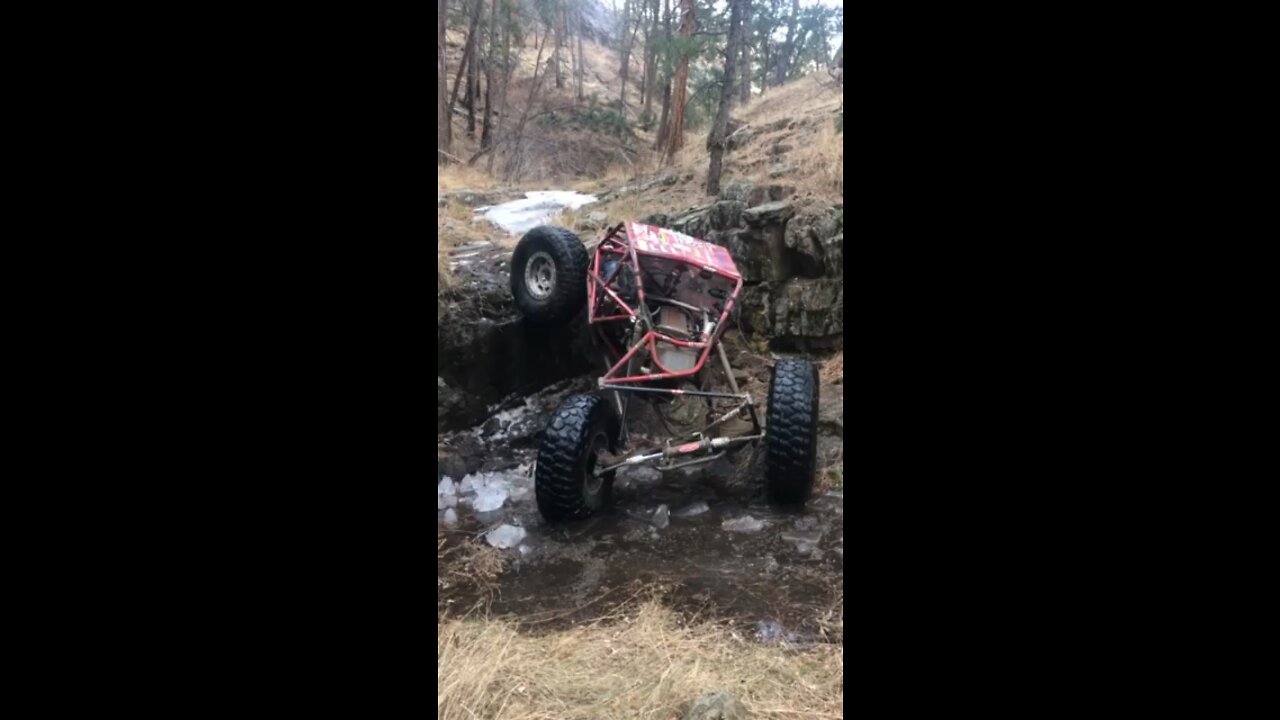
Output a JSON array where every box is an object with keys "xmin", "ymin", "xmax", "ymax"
[
  {"xmin": 742, "ymin": 201, "xmax": 795, "ymax": 226},
  {"xmin": 669, "ymin": 205, "xmax": 713, "ymax": 238},
  {"xmin": 823, "ymin": 233, "xmax": 843, "ymax": 278},
  {"xmin": 741, "ymin": 278, "xmax": 843, "ymax": 348},
  {"xmin": 767, "ymin": 161, "xmax": 794, "ymax": 178},
  {"xmin": 769, "ymin": 278, "xmax": 844, "ymax": 347},
  {"xmin": 783, "ymin": 205, "xmax": 842, "ymax": 278},
  {"xmin": 683, "ymin": 690, "xmax": 746, "ymax": 720},
  {"xmin": 746, "ymin": 184, "xmax": 794, "ymax": 208},
  {"xmin": 713, "ymin": 228, "xmax": 776, "ymax": 283},
  {"xmin": 719, "ymin": 180, "xmax": 755, "ymax": 203},
  {"xmin": 727, "ymin": 127, "xmax": 755, "ymax": 150},
  {"xmin": 708, "ymin": 201, "xmax": 745, "ymax": 232}
]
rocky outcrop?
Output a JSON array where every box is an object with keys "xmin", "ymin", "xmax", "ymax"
[
  {"xmin": 783, "ymin": 202, "xmax": 842, "ymax": 278},
  {"xmin": 685, "ymin": 184, "xmax": 844, "ymax": 350}
]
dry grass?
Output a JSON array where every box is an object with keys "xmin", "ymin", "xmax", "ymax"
[
  {"xmin": 439, "ymin": 163, "xmax": 500, "ymax": 192},
  {"xmin": 438, "ymin": 247, "xmax": 453, "ymax": 291},
  {"xmin": 740, "ymin": 76, "xmax": 840, "ymax": 129},
  {"xmin": 443, "ymin": 198, "xmax": 476, "ymax": 223},
  {"xmin": 438, "ymin": 602, "xmax": 844, "ymax": 720},
  {"xmin": 821, "ymin": 352, "xmax": 844, "ymax": 385},
  {"xmin": 439, "ymin": 536, "xmax": 510, "ymax": 615},
  {"xmin": 791, "ymin": 121, "xmax": 844, "ymax": 197}
]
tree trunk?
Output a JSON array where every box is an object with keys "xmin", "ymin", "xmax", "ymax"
[
  {"xmin": 480, "ymin": 0, "xmax": 498, "ymax": 150},
  {"xmin": 760, "ymin": 0, "xmax": 779, "ymax": 94},
  {"xmin": 576, "ymin": 9, "xmax": 586, "ymax": 102},
  {"xmin": 654, "ymin": 0, "xmax": 673, "ymax": 149},
  {"xmin": 775, "ymin": 0, "xmax": 799, "ymax": 85},
  {"xmin": 466, "ymin": 0, "xmax": 481, "ymax": 136},
  {"xmin": 449, "ymin": 27, "xmax": 472, "ymax": 113},
  {"xmin": 619, "ymin": 0, "xmax": 632, "ymax": 111},
  {"xmin": 739, "ymin": 0, "xmax": 753, "ymax": 105},
  {"xmin": 642, "ymin": 0, "xmax": 659, "ymax": 117},
  {"xmin": 662, "ymin": 0, "xmax": 694, "ymax": 161},
  {"xmin": 488, "ymin": 1, "xmax": 513, "ymax": 174},
  {"xmin": 707, "ymin": 0, "xmax": 744, "ymax": 195},
  {"xmin": 438, "ymin": 0, "xmax": 451, "ymax": 165},
  {"xmin": 554, "ymin": 1, "xmax": 566, "ymax": 89}
]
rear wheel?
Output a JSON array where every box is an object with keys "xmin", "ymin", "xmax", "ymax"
[
  {"xmin": 535, "ymin": 394, "xmax": 620, "ymax": 522},
  {"xmin": 764, "ymin": 358, "xmax": 820, "ymax": 504},
  {"xmin": 510, "ymin": 225, "xmax": 588, "ymax": 324}
]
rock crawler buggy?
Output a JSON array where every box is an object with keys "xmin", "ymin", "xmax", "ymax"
[{"xmin": 510, "ymin": 221, "xmax": 819, "ymax": 522}]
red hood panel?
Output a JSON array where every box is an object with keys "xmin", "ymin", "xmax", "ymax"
[{"xmin": 625, "ymin": 221, "xmax": 741, "ymax": 280}]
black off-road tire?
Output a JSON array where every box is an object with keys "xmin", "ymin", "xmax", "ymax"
[
  {"xmin": 535, "ymin": 394, "xmax": 620, "ymax": 522},
  {"xmin": 764, "ymin": 358, "xmax": 820, "ymax": 504},
  {"xmin": 511, "ymin": 225, "xmax": 589, "ymax": 324}
]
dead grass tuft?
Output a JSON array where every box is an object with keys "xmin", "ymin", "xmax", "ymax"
[
  {"xmin": 438, "ymin": 248, "xmax": 453, "ymax": 290},
  {"xmin": 438, "ymin": 163, "xmax": 499, "ymax": 192},
  {"xmin": 439, "ymin": 536, "xmax": 509, "ymax": 615},
  {"xmin": 793, "ymin": 121, "xmax": 843, "ymax": 197},
  {"xmin": 820, "ymin": 352, "xmax": 843, "ymax": 385},
  {"xmin": 443, "ymin": 198, "xmax": 474, "ymax": 223},
  {"xmin": 437, "ymin": 601, "xmax": 844, "ymax": 719}
]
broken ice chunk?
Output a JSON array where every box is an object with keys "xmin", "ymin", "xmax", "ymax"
[
  {"xmin": 443, "ymin": 508, "xmax": 458, "ymax": 526},
  {"xmin": 722, "ymin": 515, "xmax": 767, "ymax": 533},
  {"xmin": 674, "ymin": 501, "xmax": 710, "ymax": 518},
  {"xmin": 652, "ymin": 504, "xmax": 670, "ymax": 529},
  {"xmin": 485, "ymin": 524, "xmax": 527, "ymax": 549},
  {"xmin": 470, "ymin": 484, "xmax": 509, "ymax": 512}
]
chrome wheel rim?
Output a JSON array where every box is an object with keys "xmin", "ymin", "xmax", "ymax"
[{"xmin": 525, "ymin": 251, "xmax": 556, "ymax": 300}]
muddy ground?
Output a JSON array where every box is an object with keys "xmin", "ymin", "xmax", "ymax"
[{"xmin": 438, "ymin": 335, "xmax": 844, "ymax": 645}]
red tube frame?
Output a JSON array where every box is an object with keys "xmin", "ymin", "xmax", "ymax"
[{"xmin": 585, "ymin": 224, "xmax": 744, "ymax": 389}]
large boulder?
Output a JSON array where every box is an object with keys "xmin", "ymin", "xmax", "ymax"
[
  {"xmin": 709, "ymin": 201, "xmax": 745, "ymax": 231},
  {"xmin": 783, "ymin": 205, "xmax": 842, "ymax": 278},
  {"xmin": 711, "ymin": 228, "xmax": 775, "ymax": 283}
]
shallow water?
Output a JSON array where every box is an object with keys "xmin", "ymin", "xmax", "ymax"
[{"xmin": 438, "ymin": 380, "xmax": 844, "ymax": 639}]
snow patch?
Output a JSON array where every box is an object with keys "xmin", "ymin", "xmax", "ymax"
[
  {"xmin": 477, "ymin": 191, "xmax": 598, "ymax": 235},
  {"xmin": 722, "ymin": 516, "xmax": 767, "ymax": 533}
]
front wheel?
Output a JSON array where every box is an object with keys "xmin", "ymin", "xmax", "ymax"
[
  {"xmin": 535, "ymin": 394, "xmax": 620, "ymax": 522},
  {"xmin": 510, "ymin": 225, "xmax": 588, "ymax": 324},
  {"xmin": 764, "ymin": 358, "xmax": 820, "ymax": 504}
]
